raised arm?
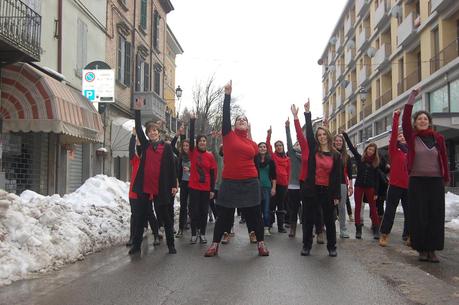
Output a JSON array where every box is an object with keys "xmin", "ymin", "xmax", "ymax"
[
  {"xmin": 402, "ymin": 89, "xmax": 418, "ymax": 144},
  {"xmin": 342, "ymin": 131, "xmax": 361, "ymax": 161},
  {"xmin": 266, "ymin": 126, "xmax": 273, "ymax": 155},
  {"xmin": 285, "ymin": 118, "xmax": 294, "ymax": 153},
  {"xmin": 129, "ymin": 133, "xmax": 136, "ymax": 161},
  {"xmin": 389, "ymin": 109, "xmax": 401, "ymax": 156},
  {"xmin": 303, "ymin": 100, "xmax": 315, "ymax": 153},
  {"xmin": 134, "ymin": 98, "xmax": 148, "ymax": 145},
  {"xmin": 291, "ymin": 104, "xmax": 309, "ymax": 155},
  {"xmin": 222, "ymin": 81, "xmax": 232, "ymax": 136},
  {"xmin": 189, "ymin": 115, "xmax": 196, "ymax": 152}
]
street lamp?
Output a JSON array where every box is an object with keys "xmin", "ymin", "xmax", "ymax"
[
  {"xmin": 359, "ymin": 87, "xmax": 368, "ymax": 143},
  {"xmin": 175, "ymin": 86, "xmax": 182, "ymax": 99}
]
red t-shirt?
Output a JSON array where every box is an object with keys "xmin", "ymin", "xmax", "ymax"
[
  {"xmin": 189, "ymin": 149, "xmax": 217, "ymax": 191},
  {"xmin": 315, "ymin": 153, "xmax": 334, "ymax": 186},
  {"xmin": 222, "ymin": 130, "xmax": 258, "ymax": 180},
  {"xmin": 129, "ymin": 155, "xmax": 140, "ymax": 199},
  {"xmin": 143, "ymin": 143, "xmax": 164, "ymax": 199}
]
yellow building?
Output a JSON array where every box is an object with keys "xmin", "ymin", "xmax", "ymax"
[{"xmin": 320, "ymin": 0, "xmax": 459, "ymax": 185}]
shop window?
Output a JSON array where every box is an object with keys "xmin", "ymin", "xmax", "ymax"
[{"xmin": 429, "ymin": 85, "xmax": 449, "ymax": 113}]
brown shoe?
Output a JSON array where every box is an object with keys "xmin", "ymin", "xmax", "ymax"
[
  {"xmin": 257, "ymin": 241, "xmax": 269, "ymax": 256},
  {"xmin": 379, "ymin": 234, "xmax": 389, "ymax": 247},
  {"xmin": 428, "ymin": 251, "xmax": 440, "ymax": 263},
  {"xmin": 204, "ymin": 243, "xmax": 219, "ymax": 257},
  {"xmin": 221, "ymin": 232, "xmax": 230, "ymax": 245},
  {"xmin": 249, "ymin": 231, "xmax": 257, "ymax": 244}
]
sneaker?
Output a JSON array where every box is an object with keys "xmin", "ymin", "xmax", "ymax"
[
  {"xmin": 328, "ymin": 249, "xmax": 338, "ymax": 257},
  {"xmin": 301, "ymin": 247, "xmax": 310, "ymax": 256},
  {"xmin": 257, "ymin": 242, "xmax": 269, "ymax": 256},
  {"xmin": 379, "ymin": 234, "xmax": 389, "ymax": 247},
  {"xmin": 239, "ymin": 218, "xmax": 246, "ymax": 224},
  {"xmin": 175, "ymin": 229, "xmax": 183, "ymax": 238},
  {"xmin": 204, "ymin": 243, "xmax": 219, "ymax": 257},
  {"xmin": 221, "ymin": 232, "xmax": 230, "ymax": 244},
  {"xmin": 199, "ymin": 235, "xmax": 208, "ymax": 244},
  {"xmin": 190, "ymin": 235, "xmax": 198, "ymax": 244},
  {"xmin": 249, "ymin": 231, "xmax": 257, "ymax": 243},
  {"xmin": 264, "ymin": 227, "xmax": 271, "ymax": 237},
  {"xmin": 339, "ymin": 231, "xmax": 350, "ymax": 239},
  {"xmin": 168, "ymin": 246, "xmax": 177, "ymax": 254},
  {"xmin": 316, "ymin": 232, "xmax": 325, "ymax": 244}
]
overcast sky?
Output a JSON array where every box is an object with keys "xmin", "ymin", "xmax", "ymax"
[{"xmin": 167, "ymin": 0, "xmax": 346, "ymax": 144}]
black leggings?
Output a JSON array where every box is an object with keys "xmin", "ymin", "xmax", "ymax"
[
  {"xmin": 287, "ymin": 189, "xmax": 302, "ymax": 224},
  {"xmin": 178, "ymin": 181, "xmax": 190, "ymax": 230},
  {"xmin": 132, "ymin": 194, "xmax": 167, "ymax": 249},
  {"xmin": 145, "ymin": 200, "xmax": 159, "ymax": 236},
  {"xmin": 380, "ymin": 185, "xmax": 408, "ymax": 236},
  {"xmin": 213, "ymin": 205, "xmax": 264, "ymax": 243},
  {"xmin": 270, "ymin": 185, "xmax": 287, "ymax": 228},
  {"xmin": 189, "ymin": 188, "xmax": 210, "ymax": 236},
  {"xmin": 346, "ymin": 195, "xmax": 352, "ymax": 215}
]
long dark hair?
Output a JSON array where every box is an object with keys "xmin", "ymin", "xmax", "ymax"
[
  {"xmin": 334, "ymin": 134, "xmax": 349, "ymax": 164},
  {"xmin": 315, "ymin": 127, "xmax": 336, "ymax": 154}
]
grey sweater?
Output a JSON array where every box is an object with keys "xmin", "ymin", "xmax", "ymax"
[{"xmin": 286, "ymin": 125, "xmax": 302, "ymax": 188}]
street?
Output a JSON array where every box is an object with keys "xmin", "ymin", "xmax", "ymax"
[{"xmin": 1, "ymin": 213, "xmax": 459, "ymax": 305}]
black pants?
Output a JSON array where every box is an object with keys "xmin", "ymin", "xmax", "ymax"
[
  {"xmin": 376, "ymin": 194, "xmax": 386, "ymax": 217},
  {"xmin": 287, "ymin": 189, "xmax": 302, "ymax": 224},
  {"xmin": 178, "ymin": 181, "xmax": 190, "ymax": 230},
  {"xmin": 270, "ymin": 185, "xmax": 287, "ymax": 228},
  {"xmin": 145, "ymin": 200, "xmax": 159, "ymax": 235},
  {"xmin": 380, "ymin": 185, "xmax": 409, "ymax": 236},
  {"xmin": 346, "ymin": 195, "xmax": 352, "ymax": 215},
  {"xmin": 302, "ymin": 186, "xmax": 336, "ymax": 251},
  {"xmin": 129, "ymin": 198, "xmax": 136, "ymax": 241},
  {"xmin": 408, "ymin": 177, "xmax": 445, "ymax": 252},
  {"xmin": 155, "ymin": 202, "xmax": 175, "ymax": 248},
  {"xmin": 189, "ymin": 188, "xmax": 210, "ymax": 236},
  {"xmin": 213, "ymin": 205, "xmax": 264, "ymax": 243}
]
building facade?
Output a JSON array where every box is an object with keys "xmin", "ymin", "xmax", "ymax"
[{"xmin": 320, "ymin": 0, "xmax": 459, "ymax": 186}]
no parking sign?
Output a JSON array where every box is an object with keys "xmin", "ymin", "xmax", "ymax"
[{"xmin": 82, "ymin": 69, "xmax": 114, "ymax": 103}]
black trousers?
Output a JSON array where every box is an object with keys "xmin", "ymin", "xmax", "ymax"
[
  {"xmin": 155, "ymin": 202, "xmax": 175, "ymax": 248},
  {"xmin": 213, "ymin": 205, "xmax": 264, "ymax": 243},
  {"xmin": 346, "ymin": 195, "xmax": 352, "ymax": 215},
  {"xmin": 376, "ymin": 194, "xmax": 386, "ymax": 217},
  {"xmin": 380, "ymin": 185, "xmax": 408, "ymax": 236},
  {"xmin": 302, "ymin": 186, "xmax": 336, "ymax": 251},
  {"xmin": 287, "ymin": 189, "xmax": 302, "ymax": 224},
  {"xmin": 189, "ymin": 188, "xmax": 210, "ymax": 236},
  {"xmin": 145, "ymin": 200, "xmax": 159, "ymax": 235},
  {"xmin": 408, "ymin": 177, "xmax": 445, "ymax": 252},
  {"xmin": 129, "ymin": 198, "xmax": 135, "ymax": 241},
  {"xmin": 178, "ymin": 181, "xmax": 190, "ymax": 230},
  {"xmin": 270, "ymin": 185, "xmax": 287, "ymax": 228}
]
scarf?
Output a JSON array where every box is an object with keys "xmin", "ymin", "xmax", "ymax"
[
  {"xmin": 415, "ymin": 128, "xmax": 436, "ymax": 149},
  {"xmin": 363, "ymin": 154, "xmax": 375, "ymax": 165}
]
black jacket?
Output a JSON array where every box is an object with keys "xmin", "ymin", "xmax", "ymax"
[
  {"xmin": 342, "ymin": 132, "xmax": 379, "ymax": 190},
  {"xmin": 302, "ymin": 112, "xmax": 341, "ymax": 200},
  {"xmin": 133, "ymin": 110, "xmax": 177, "ymax": 205}
]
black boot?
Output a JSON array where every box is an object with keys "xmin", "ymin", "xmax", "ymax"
[
  {"xmin": 301, "ymin": 246, "xmax": 310, "ymax": 256},
  {"xmin": 168, "ymin": 245, "xmax": 177, "ymax": 254},
  {"xmin": 372, "ymin": 226, "xmax": 380, "ymax": 240},
  {"xmin": 355, "ymin": 224, "xmax": 363, "ymax": 239}
]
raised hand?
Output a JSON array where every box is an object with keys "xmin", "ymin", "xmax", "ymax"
[
  {"xmin": 134, "ymin": 97, "xmax": 144, "ymax": 110},
  {"xmin": 290, "ymin": 104, "xmax": 299, "ymax": 118},
  {"xmin": 393, "ymin": 108, "xmax": 401, "ymax": 116},
  {"xmin": 304, "ymin": 99, "xmax": 310, "ymax": 113},
  {"xmin": 267, "ymin": 125, "xmax": 272, "ymax": 135},
  {"xmin": 411, "ymin": 88, "xmax": 420, "ymax": 97},
  {"xmin": 224, "ymin": 80, "xmax": 232, "ymax": 95},
  {"xmin": 285, "ymin": 117, "xmax": 290, "ymax": 127}
]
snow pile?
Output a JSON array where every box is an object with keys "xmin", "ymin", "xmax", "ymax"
[
  {"xmin": 445, "ymin": 192, "xmax": 459, "ymax": 230},
  {"xmin": 0, "ymin": 175, "xmax": 131, "ymax": 287}
]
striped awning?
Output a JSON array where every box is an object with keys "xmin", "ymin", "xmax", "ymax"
[{"xmin": 0, "ymin": 63, "xmax": 104, "ymax": 144}]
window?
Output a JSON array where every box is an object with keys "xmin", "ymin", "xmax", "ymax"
[
  {"xmin": 412, "ymin": 99, "xmax": 424, "ymax": 113},
  {"xmin": 450, "ymin": 79, "xmax": 459, "ymax": 112},
  {"xmin": 75, "ymin": 18, "xmax": 87, "ymax": 77},
  {"xmin": 429, "ymin": 85, "xmax": 448, "ymax": 113},
  {"xmin": 140, "ymin": 0, "xmax": 147, "ymax": 31},
  {"xmin": 135, "ymin": 54, "xmax": 150, "ymax": 92},
  {"xmin": 153, "ymin": 10, "xmax": 160, "ymax": 50},
  {"xmin": 153, "ymin": 64, "xmax": 162, "ymax": 95},
  {"xmin": 117, "ymin": 36, "xmax": 131, "ymax": 86}
]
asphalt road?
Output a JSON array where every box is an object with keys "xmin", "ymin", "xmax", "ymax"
[{"xmin": 1, "ymin": 213, "xmax": 458, "ymax": 305}]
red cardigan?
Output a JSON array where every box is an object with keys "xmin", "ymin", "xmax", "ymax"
[
  {"xmin": 388, "ymin": 112, "xmax": 408, "ymax": 189},
  {"xmin": 266, "ymin": 133, "xmax": 290, "ymax": 186},
  {"xmin": 402, "ymin": 104, "xmax": 449, "ymax": 183}
]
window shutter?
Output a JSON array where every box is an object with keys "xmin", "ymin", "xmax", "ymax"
[
  {"xmin": 144, "ymin": 62, "xmax": 150, "ymax": 92},
  {"xmin": 141, "ymin": 0, "xmax": 147, "ymax": 30},
  {"xmin": 153, "ymin": 11, "xmax": 159, "ymax": 49},
  {"xmin": 117, "ymin": 37, "xmax": 123, "ymax": 81},
  {"xmin": 135, "ymin": 54, "xmax": 141, "ymax": 91},
  {"xmin": 124, "ymin": 41, "xmax": 131, "ymax": 86}
]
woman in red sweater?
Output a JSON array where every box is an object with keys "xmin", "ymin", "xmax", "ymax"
[
  {"xmin": 205, "ymin": 81, "xmax": 269, "ymax": 257},
  {"xmin": 188, "ymin": 114, "xmax": 217, "ymax": 245},
  {"xmin": 266, "ymin": 126, "xmax": 290, "ymax": 233},
  {"xmin": 379, "ymin": 108, "xmax": 409, "ymax": 247},
  {"xmin": 402, "ymin": 89, "xmax": 449, "ymax": 262},
  {"xmin": 292, "ymin": 101, "xmax": 341, "ymax": 257}
]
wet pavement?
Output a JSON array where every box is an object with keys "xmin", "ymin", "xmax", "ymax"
[{"xmin": 1, "ymin": 213, "xmax": 458, "ymax": 305}]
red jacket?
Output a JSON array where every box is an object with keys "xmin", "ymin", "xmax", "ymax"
[
  {"xmin": 188, "ymin": 149, "xmax": 217, "ymax": 191},
  {"xmin": 388, "ymin": 112, "xmax": 408, "ymax": 189},
  {"xmin": 129, "ymin": 155, "xmax": 140, "ymax": 199},
  {"xmin": 266, "ymin": 133, "xmax": 290, "ymax": 186},
  {"xmin": 294, "ymin": 118, "xmax": 310, "ymax": 182},
  {"xmin": 402, "ymin": 104, "xmax": 449, "ymax": 183}
]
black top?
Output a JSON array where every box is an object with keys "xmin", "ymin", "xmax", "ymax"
[
  {"xmin": 132, "ymin": 109, "xmax": 177, "ymax": 205},
  {"xmin": 171, "ymin": 134, "xmax": 189, "ymax": 182},
  {"xmin": 342, "ymin": 132, "xmax": 380, "ymax": 190},
  {"xmin": 222, "ymin": 94, "xmax": 231, "ymax": 136}
]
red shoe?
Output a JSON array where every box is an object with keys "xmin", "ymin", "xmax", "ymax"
[
  {"xmin": 204, "ymin": 243, "xmax": 219, "ymax": 257},
  {"xmin": 257, "ymin": 241, "xmax": 269, "ymax": 256}
]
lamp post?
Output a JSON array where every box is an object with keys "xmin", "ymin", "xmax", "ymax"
[{"xmin": 359, "ymin": 87, "xmax": 368, "ymax": 143}]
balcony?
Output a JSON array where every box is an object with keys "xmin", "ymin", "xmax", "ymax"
[
  {"xmin": 328, "ymin": 78, "xmax": 334, "ymax": 92},
  {"xmin": 373, "ymin": 44, "xmax": 391, "ymax": 70},
  {"xmin": 357, "ymin": 27, "xmax": 370, "ymax": 51},
  {"xmin": 335, "ymin": 35, "xmax": 342, "ymax": 53},
  {"xmin": 373, "ymin": 0, "xmax": 389, "ymax": 29},
  {"xmin": 328, "ymin": 51, "xmax": 336, "ymax": 64},
  {"xmin": 344, "ymin": 17, "xmax": 353, "ymax": 37},
  {"xmin": 430, "ymin": 0, "xmax": 454, "ymax": 13},
  {"xmin": 397, "ymin": 68, "xmax": 420, "ymax": 95},
  {"xmin": 356, "ymin": 0, "xmax": 371, "ymax": 17},
  {"xmin": 358, "ymin": 65, "xmax": 370, "ymax": 86},
  {"xmin": 336, "ymin": 93, "xmax": 343, "ymax": 108},
  {"xmin": 375, "ymin": 88, "xmax": 392, "ymax": 109},
  {"xmin": 397, "ymin": 12, "xmax": 419, "ymax": 47},
  {"xmin": 0, "ymin": 0, "xmax": 41, "ymax": 62},
  {"xmin": 345, "ymin": 48, "xmax": 355, "ymax": 66},
  {"xmin": 134, "ymin": 91, "xmax": 166, "ymax": 123},
  {"xmin": 345, "ymin": 81, "xmax": 356, "ymax": 100},
  {"xmin": 430, "ymin": 38, "xmax": 459, "ymax": 74},
  {"xmin": 359, "ymin": 103, "xmax": 372, "ymax": 120}
]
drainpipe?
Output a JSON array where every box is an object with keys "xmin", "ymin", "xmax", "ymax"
[
  {"xmin": 131, "ymin": 0, "xmax": 136, "ymax": 110},
  {"xmin": 57, "ymin": 0, "xmax": 63, "ymax": 73}
]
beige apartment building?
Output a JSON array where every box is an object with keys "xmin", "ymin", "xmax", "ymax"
[{"xmin": 320, "ymin": 0, "xmax": 459, "ymax": 186}]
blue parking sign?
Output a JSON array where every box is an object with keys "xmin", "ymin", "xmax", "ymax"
[{"xmin": 84, "ymin": 89, "xmax": 96, "ymax": 101}]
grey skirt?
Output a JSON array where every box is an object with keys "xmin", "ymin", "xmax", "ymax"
[{"xmin": 217, "ymin": 178, "xmax": 261, "ymax": 208}]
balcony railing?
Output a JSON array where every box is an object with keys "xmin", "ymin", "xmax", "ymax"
[
  {"xmin": 336, "ymin": 93, "xmax": 343, "ymax": 108},
  {"xmin": 373, "ymin": 44, "xmax": 391, "ymax": 69},
  {"xmin": 373, "ymin": 0, "xmax": 389, "ymax": 29},
  {"xmin": 347, "ymin": 116, "xmax": 357, "ymax": 129},
  {"xmin": 397, "ymin": 68, "xmax": 421, "ymax": 95},
  {"xmin": 0, "ymin": 0, "xmax": 41, "ymax": 62},
  {"xmin": 430, "ymin": 38, "xmax": 459, "ymax": 74},
  {"xmin": 357, "ymin": 27, "xmax": 370, "ymax": 51},
  {"xmin": 345, "ymin": 81, "xmax": 356, "ymax": 99},
  {"xmin": 336, "ymin": 64, "xmax": 342, "ymax": 79},
  {"xmin": 344, "ymin": 17, "xmax": 353, "ymax": 37},
  {"xmin": 134, "ymin": 91, "xmax": 166, "ymax": 123},
  {"xmin": 328, "ymin": 51, "xmax": 336, "ymax": 64},
  {"xmin": 358, "ymin": 65, "xmax": 370, "ymax": 86},
  {"xmin": 430, "ymin": 0, "xmax": 453, "ymax": 13},
  {"xmin": 356, "ymin": 0, "xmax": 370, "ymax": 17},
  {"xmin": 359, "ymin": 103, "xmax": 372, "ymax": 120},
  {"xmin": 397, "ymin": 12, "xmax": 418, "ymax": 47},
  {"xmin": 345, "ymin": 48, "xmax": 355, "ymax": 66},
  {"xmin": 375, "ymin": 88, "xmax": 392, "ymax": 109}
]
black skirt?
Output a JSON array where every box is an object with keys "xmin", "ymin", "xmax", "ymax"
[
  {"xmin": 408, "ymin": 176, "xmax": 445, "ymax": 252},
  {"xmin": 217, "ymin": 178, "xmax": 261, "ymax": 208}
]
